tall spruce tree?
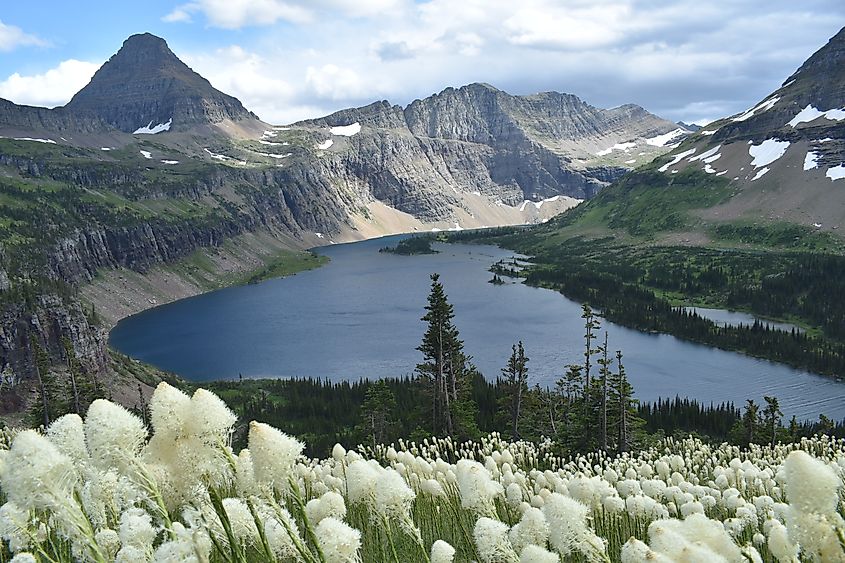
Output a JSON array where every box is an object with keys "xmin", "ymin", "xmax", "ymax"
[
  {"xmin": 416, "ymin": 273, "xmax": 477, "ymax": 437},
  {"xmin": 595, "ymin": 332, "xmax": 612, "ymax": 452},
  {"xmin": 361, "ymin": 380, "xmax": 397, "ymax": 447},
  {"xmin": 762, "ymin": 396, "xmax": 783, "ymax": 447},
  {"xmin": 609, "ymin": 350, "xmax": 636, "ymax": 453},
  {"xmin": 500, "ymin": 341, "xmax": 529, "ymax": 439},
  {"xmin": 28, "ymin": 336, "xmax": 63, "ymax": 427}
]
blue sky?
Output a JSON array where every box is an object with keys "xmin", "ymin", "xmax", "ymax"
[{"xmin": 1, "ymin": 1, "xmax": 843, "ymax": 125}]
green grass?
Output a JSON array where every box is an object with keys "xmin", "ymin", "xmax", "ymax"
[
  {"xmin": 243, "ymin": 250, "xmax": 328, "ymax": 285},
  {"xmin": 707, "ymin": 220, "xmax": 844, "ymax": 252}
]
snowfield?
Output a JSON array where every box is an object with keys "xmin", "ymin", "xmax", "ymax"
[
  {"xmin": 13, "ymin": 137, "xmax": 56, "ymax": 144},
  {"xmin": 788, "ymin": 104, "xmax": 845, "ymax": 128},
  {"xmin": 518, "ymin": 195, "xmax": 561, "ymax": 211},
  {"xmin": 751, "ymin": 167, "xmax": 770, "ymax": 181},
  {"xmin": 596, "ymin": 141, "xmax": 637, "ymax": 156},
  {"xmin": 317, "ymin": 139, "xmax": 334, "ymax": 150},
  {"xmin": 732, "ymin": 96, "xmax": 779, "ymax": 122},
  {"xmin": 827, "ymin": 165, "xmax": 845, "ymax": 181},
  {"xmin": 133, "ymin": 118, "xmax": 172, "ymax": 135},
  {"xmin": 330, "ymin": 122, "xmax": 362, "ymax": 137},
  {"xmin": 658, "ymin": 148, "xmax": 696, "ymax": 172},
  {"xmin": 804, "ymin": 152, "xmax": 820, "ymax": 171},
  {"xmin": 645, "ymin": 128, "xmax": 687, "ymax": 147},
  {"xmin": 749, "ymin": 139, "xmax": 790, "ymax": 168}
]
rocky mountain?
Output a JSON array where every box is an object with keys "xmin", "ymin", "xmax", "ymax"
[
  {"xmin": 0, "ymin": 32, "xmax": 689, "ymax": 418},
  {"xmin": 65, "ymin": 33, "xmax": 260, "ymax": 134},
  {"xmin": 551, "ymin": 25, "xmax": 845, "ymax": 247}
]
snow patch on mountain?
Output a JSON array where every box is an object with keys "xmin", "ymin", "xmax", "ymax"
[
  {"xmin": 748, "ymin": 139, "xmax": 789, "ymax": 168},
  {"xmin": 645, "ymin": 128, "xmax": 687, "ymax": 147},
  {"xmin": 751, "ymin": 167, "xmax": 770, "ymax": 181},
  {"xmin": 140, "ymin": 150, "xmax": 152, "ymax": 159},
  {"xmin": 14, "ymin": 137, "xmax": 56, "ymax": 144},
  {"xmin": 827, "ymin": 165, "xmax": 845, "ymax": 181},
  {"xmin": 658, "ymin": 148, "xmax": 696, "ymax": 172},
  {"xmin": 316, "ymin": 139, "xmax": 333, "ymax": 150},
  {"xmin": 519, "ymin": 195, "xmax": 561, "ymax": 211},
  {"xmin": 203, "ymin": 148, "xmax": 227, "ymax": 161},
  {"xmin": 596, "ymin": 141, "xmax": 637, "ymax": 156},
  {"xmin": 330, "ymin": 122, "xmax": 361, "ymax": 136},
  {"xmin": 133, "ymin": 118, "xmax": 172, "ymax": 134},
  {"xmin": 689, "ymin": 146, "xmax": 721, "ymax": 162},
  {"xmin": 804, "ymin": 152, "xmax": 820, "ymax": 171},
  {"xmin": 788, "ymin": 105, "xmax": 845, "ymax": 127},
  {"xmin": 732, "ymin": 97, "xmax": 779, "ymax": 122}
]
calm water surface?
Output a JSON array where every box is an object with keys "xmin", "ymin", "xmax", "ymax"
[{"xmin": 110, "ymin": 235, "xmax": 845, "ymax": 421}]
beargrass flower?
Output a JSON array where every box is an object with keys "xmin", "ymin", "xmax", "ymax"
[
  {"xmin": 316, "ymin": 517, "xmax": 362, "ymax": 563},
  {"xmin": 85, "ymin": 400, "xmax": 147, "ymax": 472},
  {"xmin": 519, "ymin": 544, "xmax": 560, "ymax": 563},
  {"xmin": 248, "ymin": 421, "xmax": 304, "ymax": 493},
  {"xmin": 474, "ymin": 517, "xmax": 519, "ymax": 563},
  {"xmin": 431, "ymin": 539, "xmax": 456, "ymax": 563}
]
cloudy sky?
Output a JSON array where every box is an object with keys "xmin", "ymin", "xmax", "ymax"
[{"xmin": 1, "ymin": 1, "xmax": 843, "ymax": 125}]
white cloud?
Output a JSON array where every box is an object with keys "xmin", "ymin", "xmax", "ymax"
[
  {"xmin": 0, "ymin": 20, "xmax": 47, "ymax": 52},
  {"xmin": 0, "ymin": 59, "xmax": 98, "ymax": 108},
  {"xmin": 162, "ymin": 8, "xmax": 193, "ymax": 23},
  {"xmin": 305, "ymin": 64, "xmax": 370, "ymax": 101},
  {"xmin": 165, "ymin": 0, "xmax": 313, "ymax": 28},
  {"xmin": 165, "ymin": 0, "xmax": 408, "ymax": 28}
]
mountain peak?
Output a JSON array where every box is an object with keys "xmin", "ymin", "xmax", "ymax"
[{"xmin": 65, "ymin": 32, "xmax": 257, "ymax": 132}]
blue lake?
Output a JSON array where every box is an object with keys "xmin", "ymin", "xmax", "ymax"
[{"xmin": 109, "ymin": 235, "xmax": 845, "ymax": 421}]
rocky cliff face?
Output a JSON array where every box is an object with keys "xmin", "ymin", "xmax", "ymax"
[
  {"xmin": 298, "ymin": 82, "xmax": 688, "ymax": 220},
  {"xmin": 65, "ymin": 33, "xmax": 258, "ymax": 132}
]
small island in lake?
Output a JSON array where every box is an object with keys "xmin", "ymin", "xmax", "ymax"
[{"xmin": 379, "ymin": 236, "xmax": 438, "ymax": 255}]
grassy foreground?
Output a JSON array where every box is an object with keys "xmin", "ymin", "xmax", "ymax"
[{"xmin": 1, "ymin": 383, "xmax": 844, "ymax": 562}]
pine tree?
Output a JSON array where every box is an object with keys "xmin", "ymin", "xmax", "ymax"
[
  {"xmin": 581, "ymin": 304, "xmax": 600, "ymax": 392},
  {"xmin": 361, "ymin": 380, "xmax": 397, "ymax": 447},
  {"xmin": 28, "ymin": 336, "xmax": 64, "ymax": 427},
  {"xmin": 500, "ymin": 341, "xmax": 529, "ymax": 439},
  {"xmin": 62, "ymin": 338, "xmax": 81, "ymax": 415},
  {"xmin": 609, "ymin": 350, "xmax": 636, "ymax": 453},
  {"xmin": 595, "ymin": 332, "xmax": 612, "ymax": 452},
  {"xmin": 742, "ymin": 399, "xmax": 759, "ymax": 445},
  {"xmin": 762, "ymin": 396, "xmax": 782, "ymax": 447},
  {"xmin": 415, "ymin": 273, "xmax": 477, "ymax": 437}
]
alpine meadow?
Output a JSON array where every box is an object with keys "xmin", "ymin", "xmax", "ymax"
[{"xmin": 1, "ymin": 3, "xmax": 845, "ymax": 563}]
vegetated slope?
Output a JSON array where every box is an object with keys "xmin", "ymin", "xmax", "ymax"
[
  {"xmin": 543, "ymin": 25, "xmax": 845, "ymax": 251},
  {"xmin": 0, "ymin": 32, "xmax": 688, "ymax": 418},
  {"xmin": 475, "ymin": 26, "xmax": 845, "ymax": 377}
]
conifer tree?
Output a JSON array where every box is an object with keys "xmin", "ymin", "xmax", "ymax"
[
  {"xmin": 500, "ymin": 341, "xmax": 529, "ymax": 439},
  {"xmin": 762, "ymin": 396, "xmax": 782, "ymax": 447},
  {"xmin": 416, "ymin": 273, "xmax": 477, "ymax": 437},
  {"xmin": 361, "ymin": 380, "xmax": 397, "ymax": 447},
  {"xmin": 742, "ymin": 399, "xmax": 759, "ymax": 445},
  {"xmin": 595, "ymin": 332, "xmax": 612, "ymax": 452},
  {"xmin": 28, "ymin": 336, "xmax": 63, "ymax": 427},
  {"xmin": 609, "ymin": 350, "xmax": 636, "ymax": 453}
]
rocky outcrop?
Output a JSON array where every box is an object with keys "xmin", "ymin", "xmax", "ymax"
[
  {"xmin": 0, "ymin": 98, "xmax": 111, "ymax": 133},
  {"xmin": 0, "ymin": 294, "xmax": 108, "ymax": 385}
]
